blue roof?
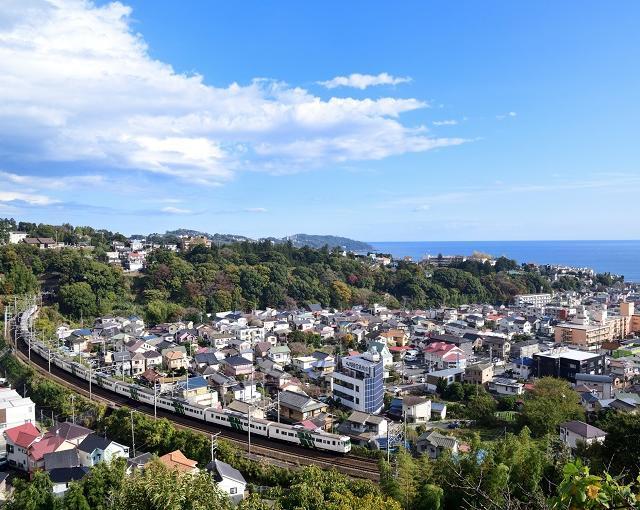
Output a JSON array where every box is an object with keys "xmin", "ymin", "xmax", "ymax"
[
  {"xmin": 73, "ymin": 329, "xmax": 92, "ymax": 336},
  {"xmin": 175, "ymin": 376, "xmax": 208, "ymax": 391},
  {"xmin": 515, "ymin": 357, "xmax": 534, "ymax": 367},
  {"xmin": 431, "ymin": 402, "xmax": 447, "ymax": 411}
]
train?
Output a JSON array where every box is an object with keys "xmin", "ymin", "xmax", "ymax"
[{"xmin": 16, "ymin": 307, "xmax": 351, "ymax": 454}]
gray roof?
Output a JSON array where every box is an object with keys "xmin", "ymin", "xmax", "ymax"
[
  {"xmin": 418, "ymin": 430, "xmax": 458, "ymax": 449},
  {"xmin": 78, "ymin": 433, "xmax": 112, "ymax": 453},
  {"xmin": 50, "ymin": 422, "xmax": 92, "ymax": 442},
  {"xmin": 279, "ymin": 391, "xmax": 325, "ymax": 413},
  {"xmin": 210, "ymin": 458, "xmax": 246, "ymax": 485},
  {"xmin": 347, "ymin": 411, "xmax": 384, "ymax": 425},
  {"xmin": 560, "ymin": 420, "xmax": 606, "ymax": 439},
  {"xmin": 574, "ymin": 373, "xmax": 612, "ymax": 383},
  {"xmin": 44, "ymin": 449, "xmax": 80, "ymax": 470},
  {"xmin": 127, "ymin": 452, "xmax": 153, "ymax": 469},
  {"xmin": 48, "ymin": 467, "xmax": 89, "ymax": 484}
]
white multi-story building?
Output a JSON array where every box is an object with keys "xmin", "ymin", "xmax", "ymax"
[
  {"xmin": 0, "ymin": 389, "xmax": 35, "ymax": 431},
  {"xmin": 331, "ymin": 350, "xmax": 384, "ymax": 414},
  {"xmin": 514, "ymin": 293, "xmax": 552, "ymax": 307}
]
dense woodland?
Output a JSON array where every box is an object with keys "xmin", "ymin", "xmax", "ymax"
[{"xmin": 0, "ymin": 219, "xmax": 559, "ymax": 326}]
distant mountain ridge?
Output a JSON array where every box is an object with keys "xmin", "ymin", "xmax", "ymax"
[{"xmin": 144, "ymin": 229, "xmax": 374, "ymax": 252}]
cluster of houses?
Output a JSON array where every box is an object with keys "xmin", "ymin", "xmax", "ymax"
[
  {"xmin": 42, "ymin": 282, "xmax": 634, "ymax": 456},
  {"xmin": 1, "ymin": 418, "xmax": 246, "ymax": 503}
]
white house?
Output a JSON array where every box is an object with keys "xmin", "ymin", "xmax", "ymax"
[
  {"xmin": 402, "ymin": 396, "xmax": 431, "ymax": 424},
  {"xmin": 487, "ymin": 377, "xmax": 524, "ymax": 396},
  {"xmin": 209, "ymin": 458, "xmax": 246, "ymax": 504},
  {"xmin": 268, "ymin": 345, "xmax": 291, "ymax": 365},
  {"xmin": 0, "ymin": 388, "xmax": 35, "ymax": 431},
  {"xmin": 559, "ymin": 420, "xmax": 606, "ymax": 449},
  {"xmin": 77, "ymin": 434, "xmax": 129, "ymax": 467},
  {"xmin": 3, "ymin": 422, "xmax": 40, "ymax": 470}
]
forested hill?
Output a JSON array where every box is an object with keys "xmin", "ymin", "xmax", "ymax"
[
  {"xmin": 147, "ymin": 229, "xmax": 373, "ymax": 252},
  {"xmin": 281, "ymin": 234, "xmax": 373, "ymax": 252},
  {"xmin": 1, "ymin": 224, "xmax": 552, "ymax": 324}
]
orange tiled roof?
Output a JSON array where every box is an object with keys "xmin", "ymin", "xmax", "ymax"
[{"xmin": 158, "ymin": 450, "xmax": 198, "ymax": 472}]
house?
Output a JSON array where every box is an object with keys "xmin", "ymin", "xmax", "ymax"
[
  {"xmin": 482, "ymin": 335, "xmax": 511, "ymax": 359},
  {"xmin": 208, "ymin": 458, "xmax": 246, "ymax": 504},
  {"xmin": 49, "ymin": 422, "xmax": 92, "ymax": 446},
  {"xmin": 49, "ymin": 467, "xmax": 90, "ymax": 496},
  {"xmin": 559, "ymin": 420, "xmax": 606, "ymax": 449},
  {"xmin": 431, "ymin": 402, "xmax": 447, "ymax": 420},
  {"xmin": 0, "ymin": 388, "xmax": 35, "ymax": 430},
  {"xmin": 223, "ymin": 355, "xmax": 254, "ymax": 377},
  {"xmin": 163, "ymin": 350, "xmax": 189, "ymax": 371},
  {"xmin": 225, "ymin": 400, "xmax": 265, "ymax": 419},
  {"xmin": 292, "ymin": 356, "xmax": 316, "ymax": 371},
  {"xmin": 3, "ymin": 422, "xmax": 41, "ymax": 471},
  {"xmin": 425, "ymin": 368, "xmax": 465, "ymax": 391},
  {"xmin": 65, "ymin": 330, "xmax": 91, "ymax": 353},
  {"xmin": 402, "ymin": 396, "xmax": 432, "ymax": 423},
  {"xmin": 28, "ymin": 431, "xmax": 76, "ymax": 472},
  {"xmin": 77, "ymin": 434, "xmax": 129, "ymax": 467},
  {"xmin": 278, "ymin": 391, "xmax": 327, "ymax": 423},
  {"xmin": 487, "ymin": 377, "xmax": 524, "ymax": 396},
  {"xmin": 416, "ymin": 430, "xmax": 459, "ymax": 459},
  {"xmin": 424, "ymin": 342, "xmax": 466, "ymax": 370},
  {"xmin": 22, "ymin": 237, "xmax": 56, "ymax": 249},
  {"xmin": 268, "ymin": 345, "xmax": 291, "ymax": 365},
  {"xmin": 511, "ymin": 339, "xmax": 540, "ymax": 359},
  {"xmin": 126, "ymin": 452, "xmax": 154, "ymax": 474},
  {"xmin": 573, "ymin": 373, "xmax": 613, "ymax": 399},
  {"xmin": 143, "ymin": 350, "xmax": 163, "ymax": 369},
  {"xmin": 158, "ymin": 449, "xmax": 198, "ymax": 474},
  {"xmin": 338, "ymin": 411, "xmax": 388, "ymax": 446},
  {"xmin": 464, "ymin": 363, "xmax": 494, "ymax": 385}
]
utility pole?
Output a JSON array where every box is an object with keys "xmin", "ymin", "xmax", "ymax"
[
  {"xmin": 210, "ymin": 431, "xmax": 220, "ymax": 462},
  {"xmin": 248, "ymin": 405, "xmax": 252, "ymax": 455},
  {"xmin": 387, "ymin": 424, "xmax": 390, "ymax": 463},
  {"xmin": 89, "ymin": 362, "xmax": 92, "ymax": 401},
  {"xmin": 48, "ymin": 346, "xmax": 51, "ymax": 373},
  {"xmin": 70, "ymin": 394, "xmax": 76, "ymax": 424},
  {"xmin": 130, "ymin": 410, "xmax": 136, "ymax": 457},
  {"xmin": 277, "ymin": 391, "xmax": 280, "ymax": 423},
  {"xmin": 154, "ymin": 382, "xmax": 157, "ymax": 420}
]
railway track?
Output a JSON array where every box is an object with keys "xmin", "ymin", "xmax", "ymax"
[{"xmin": 11, "ymin": 331, "xmax": 380, "ymax": 481}]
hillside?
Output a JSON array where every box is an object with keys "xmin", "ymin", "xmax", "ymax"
[
  {"xmin": 146, "ymin": 229, "xmax": 373, "ymax": 252},
  {"xmin": 282, "ymin": 234, "xmax": 373, "ymax": 252}
]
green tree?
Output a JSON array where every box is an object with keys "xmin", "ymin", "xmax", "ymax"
[
  {"xmin": 466, "ymin": 394, "xmax": 497, "ymax": 426},
  {"xmin": 59, "ymin": 281, "xmax": 97, "ymax": 320},
  {"xmin": 521, "ymin": 377, "xmax": 584, "ymax": 436},
  {"xmin": 2, "ymin": 262, "xmax": 38, "ymax": 294},
  {"xmin": 6, "ymin": 471, "xmax": 59, "ymax": 510},
  {"xmin": 63, "ymin": 483, "xmax": 91, "ymax": 510},
  {"xmin": 444, "ymin": 382, "xmax": 465, "ymax": 401}
]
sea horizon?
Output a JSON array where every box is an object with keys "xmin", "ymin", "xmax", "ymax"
[{"xmin": 368, "ymin": 240, "xmax": 640, "ymax": 282}]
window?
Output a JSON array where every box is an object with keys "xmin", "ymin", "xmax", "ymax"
[{"xmin": 230, "ymin": 487, "xmax": 237, "ymax": 495}]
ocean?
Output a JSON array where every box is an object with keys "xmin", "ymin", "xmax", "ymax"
[{"xmin": 369, "ymin": 241, "xmax": 640, "ymax": 282}]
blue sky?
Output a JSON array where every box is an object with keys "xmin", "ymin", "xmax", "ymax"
[{"xmin": 1, "ymin": 0, "xmax": 639, "ymax": 240}]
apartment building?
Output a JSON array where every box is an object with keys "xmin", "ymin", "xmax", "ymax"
[{"xmin": 331, "ymin": 350, "xmax": 384, "ymax": 414}]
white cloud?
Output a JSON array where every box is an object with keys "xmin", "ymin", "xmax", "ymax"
[
  {"xmin": 496, "ymin": 111, "xmax": 517, "ymax": 120},
  {"xmin": 0, "ymin": 2, "xmax": 461, "ymax": 185},
  {"xmin": 161, "ymin": 206, "xmax": 192, "ymax": 214},
  {"xmin": 432, "ymin": 119, "xmax": 458, "ymax": 126},
  {"xmin": 0, "ymin": 191, "xmax": 58, "ymax": 206},
  {"xmin": 318, "ymin": 72, "xmax": 411, "ymax": 90},
  {"xmin": 244, "ymin": 207, "xmax": 267, "ymax": 213},
  {"xmin": 0, "ymin": 170, "xmax": 104, "ymax": 189}
]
